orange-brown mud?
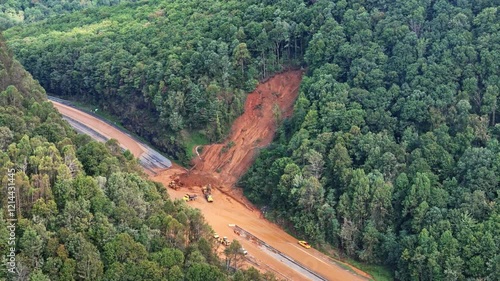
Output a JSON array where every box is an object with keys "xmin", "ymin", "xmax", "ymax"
[
  {"xmin": 152, "ymin": 71, "xmax": 372, "ymax": 281},
  {"xmin": 52, "ymin": 70, "xmax": 372, "ymax": 281},
  {"xmin": 191, "ymin": 70, "xmax": 303, "ymax": 187},
  {"xmin": 153, "ymin": 170, "xmax": 372, "ymax": 281}
]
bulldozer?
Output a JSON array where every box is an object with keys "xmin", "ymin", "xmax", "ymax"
[
  {"xmin": 168, "ymin": 181, "xmax": 178, "ymax": 190},
  {"xmin": 168, "ymin": 178, "xmax": 184, "ymax": 190},
  {"xmin": 202, "ymin": 184, "xmax": 213, "ymax": 202}
]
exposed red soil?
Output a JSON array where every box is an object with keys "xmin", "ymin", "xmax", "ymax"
[
  {"xmin": 152, "ymin": 71, "xmax": 372, "ymax": 281},
  {"xmin": 52, "ymin": 70, "xmax": 372, "ymax": 281},
  {"xmin": 153, "ymin": 167, "xmax": 371, "ymax": 281},
  {"xmin": 191, "ymin": 70, "xmax": 303, "ymax": 187}
]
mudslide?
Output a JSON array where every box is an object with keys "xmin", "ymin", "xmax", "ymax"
[
  {"xmin": 192, "ymin": 70, "xmax": 302, "ymax": 186},
  {"xmin": 153, "ymin": 71, "xmax": 372, "ymax": 281},
  {"xmin": 51, "ymin": 71, "xmax": 372, "ymax": 281}
]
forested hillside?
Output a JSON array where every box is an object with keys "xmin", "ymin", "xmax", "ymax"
[
  {"xmin": 241, "ymin": 1, "xmax": 500, "ymax": 280},
  {"xmin": 0, "ymin": 0, "xmax": 132, "ymax": 30},
  {"xmin": 0, "ymin": 37, "xmax": 274, "ymax": 281},
  {"xmin": 4, "ymin": 0, "xmax": 314, "ymax": 162},
  {"xmin": 3, "ymin": 0, "xmax": 500, "ymax": 280}
]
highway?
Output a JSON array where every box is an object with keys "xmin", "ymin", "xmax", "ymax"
[
  {"xmin": 49, "ymin": 95, "xmax": 371, "ymax": 281},
  {"xmin": 48, "ymin": 96, "xmax": 172, "ymax": 174}
]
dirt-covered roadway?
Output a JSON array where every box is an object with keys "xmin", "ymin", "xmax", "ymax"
[{"xmin": 49, "ymin": 72, "xmax": 372, "ymax": 281}]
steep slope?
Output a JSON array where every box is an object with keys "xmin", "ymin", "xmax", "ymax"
[
  {"xmin": 4, "ymin": 0, "xmax": 314, "ymax": 162},
  {"xmin": 241, "ymin": 2, "xmax": 500, "ymax": 280},
  {"xmin": 192, "ymin": 70, "xmax": 303, "ymax": 186},
  {"xmin": 152, "ymin": 70, "xmax": 372, "ymax": 281},
  {"xmin": 0, "ymin": 35, "xmax": 271, "ymax": 281},
  {"xmin": 0, "ymin": 35, "xmax": 45, "ymax": 102}
]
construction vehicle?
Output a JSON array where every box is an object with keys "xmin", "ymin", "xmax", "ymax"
[
  {"xmin": 202, "ymin": 184, "xmax": 213, "ymax": 202},
  {"xmin": 169, "ymin": 181, "xmax": 178, "ymax": 190},
  {"xmin": 240, "ymin": 247, "xmax": 248, "ymax": 255},
  {"xmin": 168, "ymin": 178, "xmax": 184, "ymax": 190},
  {"xmin": 221, "ymin": 236, "xmax": 231, "ymax": 246},
  {"xmin": 183, "ymin": 194, "xmax": 197, "ymax": 202}
]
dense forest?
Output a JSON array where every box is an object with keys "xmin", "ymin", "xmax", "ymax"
[
  {"xmin": 3, "ymin": 0, "xmax": 500, "ymax": 280},
  {"xmin": 241, "ymin": 1, "xmax": 500, "ymax": 280},
  {"xmin": 4, "ymin": 0, "xmax": 313, "ymax": 162},
  {"xmin": 0, "ymin": 38, "xmax": 275, "ymax": 280},
  {"xmin": 0, "ymin": 0, "xmax": 133, "ymax": 30}
]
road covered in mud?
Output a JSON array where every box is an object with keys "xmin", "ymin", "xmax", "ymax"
[
  {"xmin": 153, "ymin": 71, "xmax": 372, "ymax": 281},
  {"xmin": 49, "ymin": 72, "xmax": 372, "ymax": 281}
]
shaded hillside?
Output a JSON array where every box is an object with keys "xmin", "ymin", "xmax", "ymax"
[
  {"xmin": 0, "ymin": 0, "xmax": 134, "ymax": 30},
  {"xmin": 0, "ymin": 36, "xmax": 276, "ymax": 281},
  {"xmin": 4, "ymin": 0, "xmax": 313, "ymax": 162},
  {"xmin": 0, "ymin": 35, "xmax": 45, "ymax": 102}
]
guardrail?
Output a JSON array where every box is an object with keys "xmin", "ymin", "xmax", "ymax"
[{"xmin": 230, "ymin": 224, "xmax": 329, "ymax": 281}]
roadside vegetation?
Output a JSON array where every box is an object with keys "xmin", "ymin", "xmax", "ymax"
[
  {"xmin": 0, "ymin": 37, "xmax": 276, "ymax": 281},
  {"xmin": 241, "ymin": 1, "xmax": 499, "ymax": 280},
  {"xmin": 4, "ymin": 0, "xmax": 310, "ymax": 163},
  {"xmin": 184, "ymin": 132, "xmax": 209, "ymax": 160},
  {"xmin": 2, "ymin": 0, "xmax": 499, "ymax": 280}
]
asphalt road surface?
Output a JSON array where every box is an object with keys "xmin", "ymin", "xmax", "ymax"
[
  {"xmin": 49, "ymin": 95, "xmax": 371, "ymax": 281},
  {"xmin": 48, "ymin": 96, "xmax": 171, "ymax": 174}
]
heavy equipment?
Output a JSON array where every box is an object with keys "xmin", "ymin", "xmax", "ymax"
[
  {"xmin": 202, "ymin": 184, "xmax": 213, "ymax": 202},
  {"xmin": 220, "ymin": 236, "xmax": 231, "ymax": 246},
  {"xmin": 168, "ymin": 178, "xmax": 183, "ymax": 190},
  {"xmin": 169, "ymin": 181, "xmax": 178, "ymax": 190},
  {"xmin": 183, "ymin": 194, "xmax": 197, "ymax": 202},
  {"xmin": 240, "ymin": 247, "xmax": 248, "ymax": 255}
]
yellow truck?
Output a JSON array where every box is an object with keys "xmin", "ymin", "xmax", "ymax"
[{"xmin": 202, "ymin": 185, "xmax": 213, "ymax": 202}]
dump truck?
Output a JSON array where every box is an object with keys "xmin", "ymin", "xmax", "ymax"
[
  {"xmin": 183, "ymin": 194, "xmax": 197, "ymax": 202},
  {"xmin": 202, "ymin": 184, "xmax": 213, "ymax": 202}
]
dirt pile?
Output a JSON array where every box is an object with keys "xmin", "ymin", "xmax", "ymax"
[
  {"xmin": 153, "ymin": 70, "xmax": 371, "ymax": 280},
  {"xmin": 51, "ymin": 71, "xmax": 371, "ymax": 280},
  {"xmin": 192, "ymin": 70, "xmax": 303, "ymax": 187},
  {"xmin": 153, "ymin": 164, "xmax": 371, "ymax": 281}
]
